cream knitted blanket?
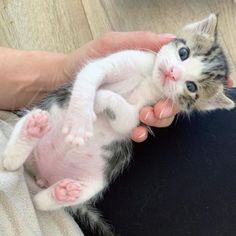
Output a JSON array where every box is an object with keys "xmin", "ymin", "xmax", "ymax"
[{"xmin": 0, "ymin": 111, "xmax": 83, "ymax": 236}]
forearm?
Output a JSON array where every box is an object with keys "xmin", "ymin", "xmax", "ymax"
[{"xmin": 0, "ymin": 47, "xmax": 68, "ymax": 110}]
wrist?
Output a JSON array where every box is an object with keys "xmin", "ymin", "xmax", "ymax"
[
  {"xmin": 24, "ymin": 50, "xmax": 69, "ymax": 91},
  {"xmin": 0, "ymin": 48, "xmax": 69, "ymax": 109}
]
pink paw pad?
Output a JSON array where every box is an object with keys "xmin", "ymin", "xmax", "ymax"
[
  {"xmin": 23, "ymin": 110, "xmax": 50, "ymax": 138},
  {"xmin": 53, "ymin": 179, "xmax": 81, "ymax": 202}
]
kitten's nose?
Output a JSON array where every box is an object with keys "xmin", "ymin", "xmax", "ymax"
[{"xmin": 164, "ymin": 66, "xmax": 182, "ymax": 81}]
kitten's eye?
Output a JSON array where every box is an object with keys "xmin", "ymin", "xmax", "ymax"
[
  {"xmin": 186, "ymin": 81, "xmax": 198, "ymax": 93},
  {"xmin": 179, "ymin": 47, "xmax": 190, "ymax": 61}
]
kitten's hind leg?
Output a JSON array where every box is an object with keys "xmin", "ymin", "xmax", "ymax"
[
  {"xmin": 34, "ymin": 177, "xmax": 104, "ymax": 211},
  {"xmin": 95, "ymin": 90, "xmax": 139, "ymax": 135},
  {"xmin": 3, "ymin": 109, "xmax": 50, "ymax": 171}
]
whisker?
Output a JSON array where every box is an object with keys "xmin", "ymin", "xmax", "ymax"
[{"xmin": 174, "ymin": 112, "xmax": 181, "ymax": 125}]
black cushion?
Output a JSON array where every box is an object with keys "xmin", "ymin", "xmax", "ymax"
[{"xmin": 97, "ymin": 89, "xmax": 236, "ymax": 236}]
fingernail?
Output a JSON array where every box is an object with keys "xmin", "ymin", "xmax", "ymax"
[
  {"xmin": 159, "ymin": 106, "xmax": 173, "ymax": 119},
  {"xmin": 137, "ymin": 133, "xmax": 147, "ymax": 140},
  {"xmin": 161, "ymin": 33, "xmax": 176, "ymax": 39},
  {"xmin": 144, "ymin": 112, "xmax": 155, "ymax": 122}
]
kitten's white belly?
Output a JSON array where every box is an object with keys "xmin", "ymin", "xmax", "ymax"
[
  {"xmin": 30, "ymin": 116, "xmax": 121, "ymax": 186},
  {"xmin": 29, "ymin": 50, "xmax": 162, "ymax": 187}
]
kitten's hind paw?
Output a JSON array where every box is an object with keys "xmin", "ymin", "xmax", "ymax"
[
  {"xmin": 3, "ymin": 109, "xmax": 50, "ymax": 171},
  {"xmin": 53, "ymin": 178, "xmax": 81, "ymax": 202},
  {"xmin": 23, "ymin": 109, "xmax": 51, "ymax": 139},
  {"xmin": 34, "ymin": 179, "xmax": 81, "ymax": 211}
]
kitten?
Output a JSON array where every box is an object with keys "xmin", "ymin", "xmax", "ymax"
[{"xmin": 2, "ymin": 14, "xmax": 234, "ymax": 235}]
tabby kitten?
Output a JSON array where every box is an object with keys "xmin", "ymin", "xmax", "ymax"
[{"xmin": 3, "ymin": 14, "xmax": 234, "ymax": 235}]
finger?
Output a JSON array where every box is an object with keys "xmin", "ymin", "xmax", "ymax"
[
  {"xmin": 140, "ymin": 101, "xmax": 177, "ymax": 127},
  {"xmin": 65, "ymin": 32, "xmax": 175, "ymax": 79},
  {"xmin": 153, "ymin": 116, "xmax": 175, "ymax": 128},
  {"xmin": 154, "ymin": 100, "xmax": 178, "ymax": 119},
  {"xmin": 131, "ymin": 126, "xmax": 148, "ymax": 143},
  {"xmin": 140, "ymin": 106, "xmax": 175, "ymax": 127},
  {"xmin": 139, "ymin": 106, "xmax": 155, "ymax": 124},
  {"xmin": 227, "ymin": 76, "xmax": 234, "ymax": 87},
  {"xmin": 96, "ymin": 31, "xmax": 176, "ymax": 55}
]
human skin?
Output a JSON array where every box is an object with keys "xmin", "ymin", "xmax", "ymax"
[{"xmin": 0, "ymin": 31, "xmax": 177, "ymax": 142}]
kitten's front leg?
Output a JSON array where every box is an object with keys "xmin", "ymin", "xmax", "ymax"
[
  {"xmin": 62, "ymin": 78, "xmax": 97, "ymax": 146},
  {"xmin": 62, "ymin": 62, "xmax": 110, "ymax": 146},
  {"xmin": 3, "ymin": 109, "xmax": 50, "ymax": 171},
  {"xmin": 62, "ymin": 51, "xmax": 154, "ymax": 145},
  {"xmin": 95, "ymin": 90, "xmax": 139, "ymax": 135}
]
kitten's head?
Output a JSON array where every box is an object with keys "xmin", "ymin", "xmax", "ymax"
[{"xmin": 154, "ymin": 14, "xmax": 234, "ymax": 112}]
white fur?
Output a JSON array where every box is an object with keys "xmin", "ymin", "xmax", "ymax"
[{"xmin": 3, "ymin": 110, "xmax": 40, "ymax": 170}]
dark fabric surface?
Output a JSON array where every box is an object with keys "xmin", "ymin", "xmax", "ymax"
[{"xmin": 97, "ymin": 89, "xmax": 236, "ymax": 236}]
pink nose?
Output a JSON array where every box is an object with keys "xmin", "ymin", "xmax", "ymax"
[{"xmin": 164, "ymin": 66, "xmax": 182, "ymax": 81}]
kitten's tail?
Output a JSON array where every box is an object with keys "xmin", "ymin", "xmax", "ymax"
[{"xmin": 72, "ymin": 205, "xmax": 115, "ymax": 236}]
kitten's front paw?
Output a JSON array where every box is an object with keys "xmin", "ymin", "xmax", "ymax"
[
  {"xmin": 62, "ymin": 110, "xmax": 96, "ymax": 146},
  {"xmin": 109, "ymin": 106, "xmax": 139, "ymax": 135}
]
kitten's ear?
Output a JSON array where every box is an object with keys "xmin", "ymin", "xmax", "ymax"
[
  {"xmin": 203, "ymin": 92, "xmax": 235, "ymax": 111},
  {"xmin": 183, "ymin": 14, "xmax": 217, "ymax": 39}
]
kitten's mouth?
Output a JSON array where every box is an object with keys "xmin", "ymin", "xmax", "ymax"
[
  {"xmin": 159, "ymin": 69, "xmax": 176, "ymax": 87},
  {"xmin": 158, "ymin": 63, "xmax": 183, "ymax": 87},
  {"xmin": 158, "ymin": 67, "xmax": 179, "ymax": 100}
]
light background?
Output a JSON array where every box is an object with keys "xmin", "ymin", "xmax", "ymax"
[{"xmin": 0, "ymin": 0, "xmax": 235, "ymax": 81}]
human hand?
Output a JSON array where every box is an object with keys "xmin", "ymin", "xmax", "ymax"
[
  {"xmin": 63, "ymin": 31, "xmax": 175, "ymax": 77},
  {"xmin": 131, "ymin": 100, "xmax": 177, "ymax": 142},
  {"xmin": 62, "ymin": 31, "xmax": 176, "ymax": 142}
]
